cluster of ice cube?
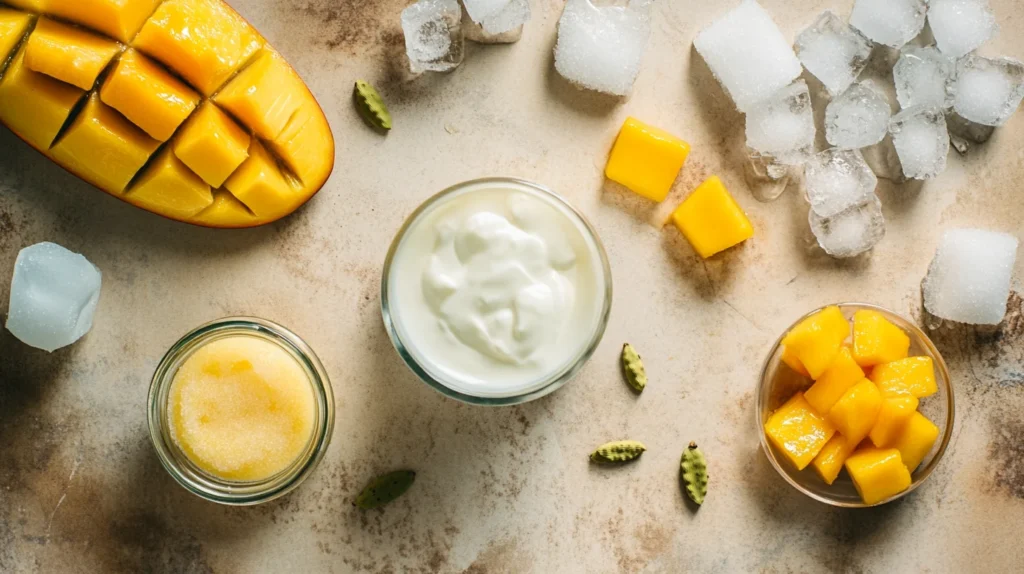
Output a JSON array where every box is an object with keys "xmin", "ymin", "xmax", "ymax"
[
  {"xmin": 923, "ymin": 229, "xmax": 1019, "ymax": 325},
  {"xmin": 803, "ymin": 150, "xmax": 885, "ymax": 258},
  {"xmin": 6, "ymin": 242, "xmax": 102, "ymax": 353},
  {"xmin": 402, "ymin": 0, "xmax": 534, "ymax": 73},
  {"xmin": 553, "ymin": 0, "xmax": 653, "ymax": 96}
]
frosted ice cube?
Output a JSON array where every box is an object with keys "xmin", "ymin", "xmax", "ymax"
[
  {"xmin": 553, "ymin": 0, "xmax": 652, "ymax": 96},
  {"xmin": 894, "ymin": 46, "xmax": 956, "ymax": 109},
  {"xmin": 745, "ymin": 80, "xmax": 816, "ymax": 165},
  {"xmin": 402, "ymin": 0, "xmax": 464, "ymax": 73},
  {"xmin": 6, "ymin": 242, "xmax": 102, "ymax": 353},
  {"xmin": 923, "ymin": 228, "xmax": 1019, "ymax": 325},
  {"xmin": 953, "ymin": 55, "xmax": 1024, "ymax": 127},
  {"xmin": 693, "ymin": 0, "xmax": 802, "ymax": 113},
  {"xmin": 928, "ymin": 0, "xmax": 997, "ymax": 59},
  {"xmin": 463, "ymin": 0, "xmax": 530, "ymax": 37},
  {"xmin": 889, "ymin": 106, "xmax": 949, "ymax": 179},
  {"xmin": 804, "ymin": 149, "xmax": 878, "ymax": 218},
  {"xmin": 825, "ymin": 82, "xmax": 892, "ymax": 149},
  {"xmin": 849, "ymin": 0, "xmax": 927, "ymax": 49},
  {"xmin": 809, "ymin": 195, "xmax": 886, "ymax": 259},
  {"xmin": 794, "ymin": 11, "xmax": 873, "ymax": 96}
]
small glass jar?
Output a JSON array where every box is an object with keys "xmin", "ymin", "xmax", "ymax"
[
  {"xmin": 148, "ymin": 317, "xmax": 334, "ymax": 505},
  {"xmin": 381, "ymin": 178, "xmax": 613, "ymax": 406}
]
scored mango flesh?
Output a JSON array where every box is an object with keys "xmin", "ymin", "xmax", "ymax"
[{"xmin": 0, "ymin": 0, "xmax": 334, "ymax": 227}]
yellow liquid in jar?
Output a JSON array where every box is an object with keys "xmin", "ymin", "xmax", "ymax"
[{"xmin": 168, "ymin": 336, "xmax": 316, "ymax": 482}]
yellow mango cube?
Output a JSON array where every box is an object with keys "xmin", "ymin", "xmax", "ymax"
[
  {"xmin": 811, "ymin": 434, "xmax": 859, "ymax": 485},
  {"xmin": 844, "ymin": 447, "xmax": 912, "ymax": 505},
  {"xmin": 870, "ymin": 356, "xmax": 938, "ymax": 398},
  {"xmin": 51, "ymin": 93, "xmax": 161, "ymax": 194},
  {"xmin": 764, "ymin": 393, "xmax": 836, "ymax": 471},
  {"xmin": 134, "ymin": 0, "xmax": 263, "ymax": 96},
  {"xmin": 868, "ymin": 396, "xmax": 919, "ymax": 447},
  {"xmin": 852, "ymin": 310, "xmax": 910, "ymax": 368},
  {"xmin": 173, "ymin": 102, "xmax": 250, "ymax": 188},
  {"xmin": 224, "ymin": 141, "xmax": 296, "ymax": 218},
  {"xmin": 780, "ymin": 346, "xmax": 810, "ymax": 377},
  {"xmin": 0, "ymin": 48, "xmax": 84, "ymax": 150},
  {"xmin": 267, "ymin": 100, "xmax": 335, "ymax": 188},
  {"xmin": 780, "ymin": 306, "xmax": 851, "ymax": 379},
  {"xmin": 192, "ymin": 190, "xmax": 259, "ymax": 228},
  {"xmin": 2, "ymin": 0, "xmax": 45, "ymax": 11},
  {"xmin": 128, "ymin": 148, "xmax": 213, "ymax": 219},
  {"xmin": 0, "ymin": 9, "xmax": 32, "ymax": 66},
  {"xmin": 671, "ymin": 176, "xmax": 754, "ymax": 259},
  {"xmin": 46, "ymin": 0, "xmax": 161, "ymax": 43},
  {"xmin": 214, "ymin": 49, "xmax": 303, "ymax": 140},
  {"xmin": 604, "ymin": 117, "xmax": 691, "ymax": 202},
  {"xmin": 24, "ymin": 18, "xmax": 122, "ymax": 91},
  {"xmin": 100, "ymin": 50, "xmax": 199, "ymax": 142},
  {"xmin": 827, "ymin": 379, "xmax": 883, "ymax": 445},
  {"xmin": 892, "ymin": 411, "xmax": 940, "ymax": 472},
  {"xmin": 804, "ymin": 347, "xmax": 865, "ymax": 415}
]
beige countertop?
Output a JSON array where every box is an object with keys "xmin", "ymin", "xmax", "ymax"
[{"xmin": 1, "ymin": 0, "xmax": 1023, "ymax": 572}]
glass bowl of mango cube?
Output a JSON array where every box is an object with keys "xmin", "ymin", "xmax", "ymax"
[{"xmin": 757, "ymin": 304, "xmax": 954, "ymax": 507}]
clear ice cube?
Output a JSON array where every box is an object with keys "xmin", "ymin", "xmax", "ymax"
[
  {"xmin": 553, "ymin": 0, "xmax": 652, "ymax": 96},
  {"xmin": 6, "ymin": 242, "xmax": 102, "ymax": 353},
  {"xmin": 693, "ymin": 0, "xmax": 802, "ymax": 113},
  {"xmin": 928, "ymin": 0, "xmax": 997, "ymax": 59},
  {"xmin": 809, "ymin": 194, "xmax": 886, "ymax": 259},
  {"xmin": 946, "ymin": 111, "xmax": 995, "ymax": 155},
  {"xmin": 463, "ymin": 0, "xmax": 530, "ymax": 37},
  {"xmin": 745, "ymin": 80, "xmax": 816, "ymax": 166},
  {"xmin": 849, "ymin": 0, "xmax": 927, "ymax": 49},
  {"xmin": 953, "ymin": 55, "xmax": 1024, "ymax": 127},
  {"xmin": 894, "ymin": 46, "xmax": 956, "ymax": 109},
  {"xmin": 825, "ymin": 82, "xmax": 892, "ymax": 149},
  {"xmin": 794, "ymin": 11, "xmax": 873, "ymax": 96},
  {"xmin": 889, "ymin": 105, "xmax": 949, "ymax": 179},
  {"xmin": 402, "ymin": 0, "xmax": 464, "ymax": 73},
  {"xmin": 862, "ymin": 134, "xmax": 906, "ymax": 182},
  {"xmin": 804, "ymin": 149, "xmax": 878, "ymax": 218},
  {"xmin": 923, "ymin": 228, "xmax": 1019, "ymax": 325}
]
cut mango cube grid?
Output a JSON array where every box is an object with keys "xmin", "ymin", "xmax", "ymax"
[
  {"xmin": 24, "ymin": 18, "xmax": 121, "ymax": 91},
  {"xmin": 100, "ymin": 49, "xmax": 199, "ymax": 142},
  {"xmin": 0, "ymin": 9, "xmax": 34, "ymax": 71},
  {"xmin": 605, "ymin": 116, "xmax": 690, "ymax": 202}
]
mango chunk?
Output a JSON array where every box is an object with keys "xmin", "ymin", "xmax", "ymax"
[
  {"xmin": 267, "ymin": 99, "xmax": 335, "ymax": 188},
  {"xmin": 671, "ymin": 176, "xmax": 754, "ymax": 259},
  {"xmin": 0, "ymin": 9, "xmax": 32, "ymax": 66},
  {"xmin": 134, "ymin": 0, "xmax": 263, "ymax": 96},
  {"xmin": 605, "ymin": 117, "xmax": 691, "ymax": 202},
  {"xmin": 852, "ymin": 309, "xmax": 910, "ymax": 368},
  {"xmin": 24, "ymin": 18, "xmax": 121, "ymax": 90},
  {"xmin": 173, "ymin": 102, "xmax": 250, "ymax": 188},
  {"xmin": 46, "ymin": 0, "xmax": 162, "ymax": 43},
  {"xmin": 868, "ymin": 396, "xmax": 919, "ymax": 447},
  {"xmin": 845, "ymin": 447, "xmax": 912, "ymax": 505},
  {"xmin": 2, "ymin": 0, "xmax": 45, "ymax": 11},
  {"xmin": 811, "ymin": 434, "xmax": 859, "ymax": 485},
  {"xmin": 780, "ymin": 306, "xmax": 851, "ymax": 379},
  {"xmin": 780, "ymin": 346, "xmax": 810, "ymax": 377},
  {"xmin": 764, "ymin": 393, "xmax": 836, "ymax": 471},
  {"xmin": 99, "ymin": 49, "xmax": 199, "ymax": 142},
  {"xmin": 214, "ymin": 49, "xmax": 303, "ymax": 140},
  {"xmin": 224, "ymin": 141, "xmax": 296, "ymax": 219},
  {"xmin": 804, "ymin": 347, "xmax": 865, "ymax": 415},
  {"xmin": 128, "ymin": 148, "xmax": 213, "ymax": 218},
  {"xmin": 827, "ymin": 379, "xmax": 883, "ymax": 445},
  {"xmin": 870, "ymin": 356, "xmax": 938, "ymax": 398},
  {"xmin": 51, "ymin": 93, "xmax": 160, "ymax": 193},
  {"xmin": 892, "ymin": 411, "xmax": 940, "ymax": 472},
  {"xmin": 0, "ymin": 47, "xmax": 84, "ymax": 149},
  {"xmin": 192, "ymin": 189, "xmax": 258, "ymax": 228}
]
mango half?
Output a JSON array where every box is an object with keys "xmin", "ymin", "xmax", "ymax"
[{"xmin": 0, "ymin": 0, "xmax": 334, "ymax": 227}]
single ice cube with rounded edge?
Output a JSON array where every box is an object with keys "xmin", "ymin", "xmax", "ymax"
[
  {"xmin": 553, "ymin": 0, "xmax": 652, "ymax": 96},
  {"xmin": 953, "ymin": 55, "xmax": 1024, "ymax": 127},
  {"xmin": 464, "ymin": 0, "xmax": 530, "ymax": 36},
  {"xmin": 894, "ymin": 46, "xmax": 956, "ymax": 109},
  {"xmin": 402, "ymin": 0, "xmax": 464, "ymax": 73},
  {"xmin": 850, "ymin": 0, "xmax": 927, "ymax": 49},
  {"xmin": 6, "ymin": 242, "xmax": 102, "ymax": 353},
  {"xmin": 794, "ymin": 11, "xmax": 873, "ymax": 96},
  {"xmin": 804, "ymin": 148, "xmax": 878, "ymax": 218},
  {"xmin": 825, "ymin": 82, "xmax": 892, "ymax": 149},
  {"xmin": 924, "ymin": 229, "xmax": 1019, "ymax": 325},
  {"xmin": 889, "ymin": 106, "xmax": 949, "ymax": 180},
  {"xmin": 809, "ymin": 194, "xmax": 886, "ymax": 259},
  {"xmin": 928, "ymin": 0, "xmax": 997, "ymax": 59},
  {"xmin": 745, "ymin": 80, "xmax": 816, "ymax": 166}
]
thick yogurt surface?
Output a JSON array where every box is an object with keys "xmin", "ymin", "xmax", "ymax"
[{"xmin": 387, "ymin": 182, "xmax": 608, "ymax": 398}]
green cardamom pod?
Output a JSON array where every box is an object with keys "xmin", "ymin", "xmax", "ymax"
[
  {"xmin": 680, "ymin": 442, "xmax": 708, "ymax": 505},
  {"xmin": 353, "ymin": 80, "xmax": 392, "ymax": 132},
  {"xmin": 354, "ymin": 470, "xmax": 415, "ymax": 509},
  {"xmin": 621, "ymin": 343, "xmax": 647, "ymax": 393},
  {"xmin": 590, "ymin": 440, "xmax": 646, "ymax": 464}
]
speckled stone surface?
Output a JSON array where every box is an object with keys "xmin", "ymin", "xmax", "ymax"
[{"xmin": 1, "ymin": 1, "xmax": 1022, "ymax": 572}]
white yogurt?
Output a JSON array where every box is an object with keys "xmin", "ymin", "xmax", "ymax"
[{"xmin": 386, "ymin": 181, "xmax": 609, "ymax": 399}]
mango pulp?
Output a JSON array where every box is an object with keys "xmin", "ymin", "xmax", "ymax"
[
  {"xmin": 871, "ymin": 356, "xmax": 938, "ymax": 398},
  {"xmin": 173, "ymin": 102, "xmax": 251, "ymax": 188},
  {"xmin": 868, "ymin": 396, "xmax": 919, "ymax": 447},
  {"xmin": 47, "ymin": 0, "xmax": 161, "ymax": 43},
  {"xmin": 671, "ymin": 176, "xmax": 754, "ymax": 259},
  {"xmin": 605, "ymin": 117, "xmax": 691, "ymax": 202},
  {"xmin": 0, "ymin": 48, "xmax": 84, "ymax": 150},
  {"xmin": 804, "ymin": 346, "xmax": 865, "ymax": 415},
  {"xmin": 811, "ymin": 434, "xmax": 859, "ymax": 485},
  {"xmin": 827, "ymin": 379, "xmax": 883, "ymax": 445},
  {"xmin": 844, "ymin": 447, "xmax": 912, "ymax": 505},
  {"xmin": 892, "ymin": 411, "xmax": 940, "ymax": 472},
  {"xmin": 764, "ymin": 393, "xmax": 836, "ymax": 471},
  {"xmin": 24, "ymin": 18, "xmax": 121, "ymax": 91},
  {"xmin": 781, "ymin": 306, "xmax": 850, "ymax": 379},
  {"xmin": 853, "ymin": 310, "xmax": 910, "ymax": 368},
  {"xmin": 100, "ymin": 49, "xmax": 199, "ymax": 142}
]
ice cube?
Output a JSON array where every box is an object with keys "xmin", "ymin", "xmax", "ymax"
[
  {"xmin": 693, "ymin": 0, "xmax": 802, "ymax": 113},
  {"xmin": 463, "ymin": 0, "xmax": 530, "ymax": 37},
  {"xmin": 745, "ymin": 80, "xmax": 816, "ymax": 165},
  {"xmin": 825, "ymin": 82, "xmax": 892, "ymax": 150},
  {"xmin": 794, "ymin": 11, "xmax": 873, "ymax": 96},
  {"xmin": 402, "ymin": 0, "xmax": 464, "ymax": 73},
  {"xmin": 862, "ymin": 135, "xmax": 906, "ymax": 182},
  {"xmin": 809, "ymin": 195, "xmax": 886, "ymax": 259},
  {"xmin": 553, "ymin": 0, "xmax": 652, "ymax": 96},
  {"xmin": 849, "ymin": 0, "xmax": 927, "ymax": 49},
  {"xmin": 889, "ymin": 106, "xmax": 949, "ymax": 179},
  {"xmin": 5, "ymin": 242, "xmax": 102, "ymax": 353},
  {"xmin": 946, "ymin": 111, "xmax": 995, "ymax": 155},
  {"xmin": 923, "ymin": 228, "xmax": 1019, "ymax": 325},
  {"xmin": 894, "ymin": 46, "xmax": 956, "ymax": 109},
  {"xmin": 953, "ymin": 55, "xmax": 1024, "ymax": 127},
  {"xmin": 928, "ymin": 0, "xmax": 997, "ymax": 58},
  {"xmin": 804, "ymin": 149, "xmax": 878, "ymax": 218}
]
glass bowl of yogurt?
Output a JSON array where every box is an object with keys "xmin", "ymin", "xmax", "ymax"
[{"xmin": 382, "ymin": 178, "xmax": 613, "ymax": 405}]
